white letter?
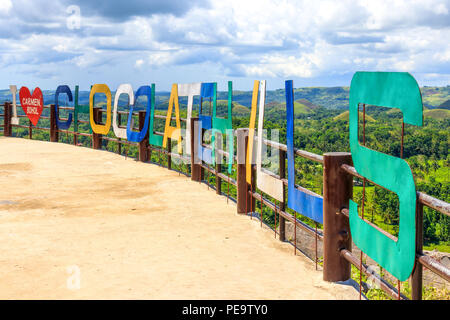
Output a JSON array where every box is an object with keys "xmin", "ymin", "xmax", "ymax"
[
  {"xmin": 66, "ymin": 265, "xmax": 81, "ymax": 290},
  {"xmin": 66, "ymin": 5, "xmax": 81, "ymax": 30}
]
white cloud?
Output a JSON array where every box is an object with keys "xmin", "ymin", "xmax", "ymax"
[
  {"xmin": 0, "ymin": 0, "xmax": 449, "ymax": 88},
  {"xmin": 135, "ymin": 59, "xmax": 144, "ymax": 68},
  {"xmin": 0, "ymin": 0, "xmax": 12, "ymax": 14},
  {"xmin": 147, "ymin": 51, "xmax": 176, "ymax": 67}
]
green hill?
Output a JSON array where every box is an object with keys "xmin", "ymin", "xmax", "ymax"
[
  {"xmin": 296, "ymin": 98, "xmax": 320, "ymax": 110},
  {"xmin": 333, "ymin": 111, "xmax": 376, "ymax": 122},
  {"xmin": 421, "ymin": 86, "xmax": 450, "ymax": 108},
  {"xmin": 2, "ymin": 85, "xmax": 449, "ymax": 111},
  {"xmin": 293, "ymin": 86, "xmax": 349, "ymax": 109},
  {"xmin": 264, "ymin": 98, "xmax": 320, "ymax": 119},
  {"xmin": 289, "ymin": 99, "xmax": 320, "ymax": 114},
  {"xmin": 424, "ymin": 108, "xmax": 450, "ymax": 120},
  {"xmin": 231, "ymin": 102, "xmax": 250, "ymax": 117},
  {"xmin": 385, "ymin": 105, "xmax": 429, "ymax": 116},
  {"xmin": 438, "ymin": 99, "xmax": 450, "ymax": 110}
]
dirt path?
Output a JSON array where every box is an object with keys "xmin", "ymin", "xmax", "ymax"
[{"xmin": 0, "ymin": 137, "xmax": 359, "ymax": 299}]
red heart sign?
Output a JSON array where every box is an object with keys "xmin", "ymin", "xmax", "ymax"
[{"xmin": 19, "ymin": 87, "xmax": 44, "ymax": 126}]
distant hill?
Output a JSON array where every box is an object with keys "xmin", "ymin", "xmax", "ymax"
[
  {"xmin": 1, "ymin": 85, "xmax": 448, "ymax": 111},
  {"xmin": 293, "ymin": 87, "xmax": 350, "ymax": 110},
  {"xmin": 231, "ymin": 102, "xmax": 251, "ymax": 117},
  {"xmin": 263, "ymin": 98, "xmax": 319, "ymax": 119},
  {"xmin": 438, "ymin": 99, "xmax": 450, "ymax": 110},
  {"xmin": 296, "ymin": 98, "xmax": 320, "ymax": 110},
  {"xmin": 385, "ymin": 105, "xmax": 429, "ymax": 116},
  {"xmin": 333, "ymin": 111, "xmax": 376, "ymax": 122},
  {"xmin": 386, "ymin": 108, "xmax": 401, "ymax": 115},
  {"xmin": 421, "ymin": 86, "xmax": 450, "ymax": 108},
  {"xmin": 424, "ymin": 109, "xmax": 450, "ymax": 120}
]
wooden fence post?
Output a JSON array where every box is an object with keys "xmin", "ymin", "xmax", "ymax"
[
  {"xmin": 236, "ymin": 128, "xmax": 252, "ymax": 214},
  {"xmin": 323, "ymin": 152, "xmax": 353, "ymax": 282},
  {"xmin": 411, "ymin": 200, "xmax": 423, "ymax": 300},
  {"xmin": 4, "ymin": 102, "xmax": 12, "ymax": 136},
  {"xmin": 92, "ymin": 107, "xmax": 102, "ymax": 149},
  {"xmin": 138, "ymin": 110, "xmax": 149, "ymax": 162},
  {"xmin": 190, "ymin": 118, "xmax": 202, "ymax": 182},
  {"xmin": 50, "ymin": 104, "xmax": 59, "ymax": 142}
]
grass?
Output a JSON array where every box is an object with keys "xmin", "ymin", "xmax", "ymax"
[
  {"xmin": 351, "ymin": 264, "xmax": 450, "ymax": 300},
  {"xmin": 423, "ymin": 241, "xmax": 450, "ymax": 252}
]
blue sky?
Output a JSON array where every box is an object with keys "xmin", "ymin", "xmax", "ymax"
[{"xmin": 0, "ymin": 0, "xmax": 449, "ymax": 91}]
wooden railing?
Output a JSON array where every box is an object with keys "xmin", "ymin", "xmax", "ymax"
[{"xmin": 1, "ymin": 102, "xmax": 448, "ymax": 300}]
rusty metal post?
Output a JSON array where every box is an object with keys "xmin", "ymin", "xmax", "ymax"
[
  {"xmin": 73, "ymin": 110, "xmax": 77, "ymax": 146},
  {"xmin": 279, "ymin": 149, "xmax": 286, "ymax": 241},
  {"xmin": 323, "ymin": 152, "xmax": 353, "ymax": 282},
  {"xmin": 50, "ymin": 104, "xmax": 59, "ymax": 142},
  {"xmin": 411, "ymin": 200, "xmax": 423, "ymax": 300},
  {"xmin": 167, "ymin": 137, "xmax": 172, "ymax": 170},
  {"xmin": 249, "ymin": 163, "xmax": 256, "ymax": 217},
  {"xmin": 138, "ymin": 110, "xmax": 149, "ymax": 162},
  {"xmin": 215, "ymin": 131, "xmax": 222, "ymax": 195},
  {"xmin": 215, "ymin": 165, "xmax": 222, "ymax": 194},
  {"xmin": 4, "ymin": 102, "xmax": 12, "ymax": 136},
  {"xmin": 200, "ymin": 160, "xmax": 205, "ymax": 181},
  {"xmin": 236, "ymin": 128, "xmax": 251, "ymax": 214},
  {"xmin": 190, "ymin": 118, "xmax": 202, "ymax": 182},
  {"xmin": 92, "ymin": 107, "xmax": 102, "ymax": 149},
  {"xmin": 117, "ymin": 113, "xmax": 122, "ymax": 154}
]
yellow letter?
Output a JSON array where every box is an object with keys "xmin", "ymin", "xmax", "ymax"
[
  {"xmin": 89, "ymin": 84, "xmax": 112, "ymax": 135},
  {"xmin": 163, "ymin": 84, "xmax": 182, "ymax": 154}
]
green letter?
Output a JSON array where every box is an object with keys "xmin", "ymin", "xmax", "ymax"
[{"xmin": 349, "ymin": 72, "xmax": 422, "ymax": 281}]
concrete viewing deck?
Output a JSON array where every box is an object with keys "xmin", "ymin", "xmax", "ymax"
[{"xmin": 0, "ymin": 137, "xmax": 359, "ymax": 299}]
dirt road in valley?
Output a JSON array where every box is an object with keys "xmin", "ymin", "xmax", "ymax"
[{"xmin": 0, "ymin": 137, "xmax": 359, "ymax": 299}]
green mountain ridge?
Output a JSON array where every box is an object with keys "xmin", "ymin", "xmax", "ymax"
[
  {"xmin": 1, "ymin": 85, "xmax": 448, "ymax": 111},
  {"xmin": 423, "ymin": 109, "xmax": 450, "ymax": 120}
]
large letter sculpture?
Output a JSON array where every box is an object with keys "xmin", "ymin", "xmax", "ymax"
[
  {"xmin": 163, "ymin": 84, "xmax": 182, "ymax": 154},
  {"xmin": 127, "ymin": 85, "xmax": 152, "ymax": 142},
  {"xmin": 246, "ymin": 80, "xmax": 260, "ymax": 184},
  {"xmin": 9, "ymin": 85, "xmax": 20, "ymax": 125},
  {"xmin": 348, "ymin": 72, "xmax": 422, "ymax": 281},
  {"xmin": 212, "ymin": 81, "xmax": 234, "ymax": 174},
  {"xmin": 198, "ymin": 82, "xmax": 216, "ymax": 165},
  {"xmin": 148, "ymin": 84, "xmax": 162, "ymax": 147},
  {"xmin": 112, "ymin": 84, "xmax": 134, "ymax": 139},
  {"xmin": 178, "ymin": 83, "xmax": 201, "ymax": 155},
  {"xmin": 247, "ymin": 80, "xmax": 283, "ymax": 201},
  {"xmin": 285, "ymin": 80, "xmax": 323, "ymax": 223},
  {"xmin": 89, "ymin": 84, "xmax": 112, "ymax": 135},
  {"xmin": 55, "ymin": 85, "xmax": 73, "ymax": 130},
  {"xmin": 73, "ymin": 85, "xmax": 91, "ymax": 135},
  {"xmin": 198, "ymin": 82, "xmax": 234, "ymax": 173}
]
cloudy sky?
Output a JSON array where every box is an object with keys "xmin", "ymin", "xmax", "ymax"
[{"xmin": 0, "ymin": 0, "xmax": 449, "ymax": 91}]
